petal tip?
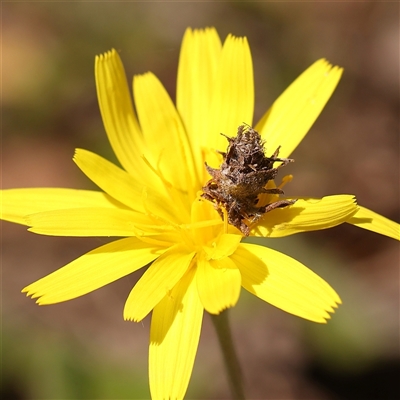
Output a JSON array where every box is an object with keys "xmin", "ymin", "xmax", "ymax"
[{"xmin": 123, "ymin": 310, "xmax": 142, "ymax": 323}]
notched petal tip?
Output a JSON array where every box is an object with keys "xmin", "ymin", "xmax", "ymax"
[
  {"xmin": 95, "ymin": 48, "xmax": 117, "ymax": 62},
  {"xmin": 122, "ymin": 312, "xmax": 140, "ymax": 323},
  {"xmin": 22, "ymin": 285, "xmax": 35, "ymax": 296},
  {"xmin": 185, "ymin": 26, "xmax": 218, "ymax": 35},
  {"xmin": 22, "ymin": 288, "xmax": 47, "ymax": 305},
  {"xmin": 95, "ymin": 47, "xmax": 146, "ymax": 176},
  {"xmin": 207, "ymin": 30, "xmax": 254, "ymax": 151},
  {"xmin": 256, "ymin": 57, "xmax": 343, "ymax": 159},
  {"xmin": 205, "ymin": 304, "xmax": 231, "ymax": 315},
  {"xmin": 311, "ymin": 302, "xmax": 340, "ymax": 323},
  {"xmin": 235, "ymin": 244, "xmax": 342, "ymax": 324}
]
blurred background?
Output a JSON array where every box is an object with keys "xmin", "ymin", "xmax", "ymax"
[{"xmin": 2, "ymin": 1, "xmax": 399, "ymax": 399}]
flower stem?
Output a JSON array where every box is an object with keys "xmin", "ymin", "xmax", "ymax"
[{"xmin": 210, "ymin": 309, "xmax": 245, "ymax": 400}]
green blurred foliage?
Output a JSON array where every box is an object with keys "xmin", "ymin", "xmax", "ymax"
[{"xmin": 2, "ymin": 325, "xmax": 149, "ymax": 399}]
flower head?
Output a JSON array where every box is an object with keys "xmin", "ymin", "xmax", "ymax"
[{"xmin": 2, "ymin": 27, "xmax": 399, "ymax": 399}]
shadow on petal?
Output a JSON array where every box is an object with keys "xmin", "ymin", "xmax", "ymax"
[
  {"xmin": 230, "ymin": 245, "xmax": 270, "ymax": 287},
  {"xmin": 150, "ymin": 266, "xmax": 195, "ymax": 344},
  {"xmin": 252, "ymin": 204, "xmax": 304, "ymax": 236}
]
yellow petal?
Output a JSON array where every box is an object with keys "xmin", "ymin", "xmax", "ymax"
[
  {"xmin": 203, "ymin": 233, "xmax": 242, "ymax": 260},
  {"xmin": 22, "ymin": 238, "xmax": 164, "ymax": 304},
  {"xmin": 73, "ymin": 148, "xmax": 144, "ymax": 210},
  {"xmin": 347, "ymin": 206, "xmax": 400, "ymax": 241},
  {"xmin": 0, "ymin": 188, "xmax": 121, "ymax": 225},
  {"xmin": 207, "ymin": 34, "xmax": 254, "ymax": 152},
  {"xmin": 149, "ymin": 267, "xmax": 203, "ymax": 400},
  {"xmin": 233, "ymin": 244, "xmax": 341, "ymax": 323},
  {"xmin": 95, "ymin": 49, "xmax": 147, "ymax": 177},
  {"xmin": 256, "ymin": 59, "xmax": 343, "ymax": 158},
  {"xmin": 252, "ymin": 195, "xmax": 358, "ymax": 237},
  {"xmin": 190, "ymin": 198, "xmax": 221, "ymax": 246},
  {"xmin": 142, "ymin": 184, "xmax": 191, "ymax": 225},
  {"xmin": 196, "ymin": 257, "xmax": 241, "ymax": 314},
  {"xmin": 133, "ymin": 72, "xmax": 200, "ymax": 193},
  {"xmin": 177, "ymin": 27, "xmax": 222, "ymax": 155},
  {"xmin": 26, "ymin": 207, "xmax": 159, "ymax": 236},
  {"xmin": 73, "ymin": 149, "xmax": 178, "ymax": 223},
  {"xmin": 123, "ymin": 245, "xmax": 195, "ymax": 322}
]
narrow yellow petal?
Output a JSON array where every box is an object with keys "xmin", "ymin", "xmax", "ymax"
[
  {"xmin": 149, "ymin": 267, "xmax": 203, "ymax": 400},
  {"xmin": 124, "ymin": 245, "xmax": 195, "ymax": 322},
  {"xmin": 22, "ymin": 238, "xmax": 165, "ymax": 304},
  {"xmin": 142, "ymin": 184, "xmax": 191, "ymax": 225},
  {"xmin": 233, "ymin": 244, "xmax": 341, "ymax": 323},
  {"xmin": 73, "ymin": 148, "xmax": 144, "ymax": 211},
  {"xmin": 26, "ymin": 207, "xmax": 158, "ymax": 237},
  {"xmin": 177, "ymin": 27, "xmax": 222, "ymax": 154},
  {"xmin": 95, "ymin": 49, "xmax": 146, "ymax": 176},
  {"xmin": 256, "ymin": 59, "xmax": 343, "ymax": 158},
  {"xmin": 207, "ymin": 34, "xmax": 254, "ymax": 152},
  {"xmin": 0, "ymin": 188, "xmax": 121, "ymax": 225},
  {"xmin": 133, "ymin": 72, "xmax": 200, "ymax": 193},
  {"xmin": 252, "ymin": 195, "xmax": 358, "ymax": 237},
  {"xmin": 73, "ymin": 149, "xmax": 177, "ymax": 223},
  {"xmin": 347, "ymin": 206, "xmax": 400, "ymax": 241},
  {"xmin": 196, "ymin": 257, "xmax": 241, "ymax": 314}
]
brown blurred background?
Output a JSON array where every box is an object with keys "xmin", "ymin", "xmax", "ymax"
[{"xmin": 2, "ymin": 2, "xmax": 399, "ymax": 399}]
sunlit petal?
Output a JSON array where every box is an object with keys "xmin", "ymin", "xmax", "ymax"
[
  {"xmin": 149, "ymin": 268, "xmax": 203, "ymax": 400},
  {"xmin": 73, "ymin": 149, "xmax": 179, "ymax": 222},
  {"xmin": 252, "ymin": 195, "xmax": 358, "ymax": 237},
  {"xmin": 0, "ymin": 188, "xmax": 122, "ymax": 225},
  {"xmin": 207, "ymin": 34, "xmax": 254, "ymax": 153},
  {"xmin": 73, "ymin": 148, "xmax": 145, "ymax": 210},
  {"xmin": 134, "ymin": 72, "xmax": 200, "ymax": 193},
  {"xmin": 347, "ymin": 206, "xmax": 400, "ymax": 241},
  {"xmin": 190, "ymin": 198, "xmax": 222, "ymax": 246},
  {"xmin": 177, "ymin": 27, "xmax": 222, "ymax": 156},
  {"xmin": 233, "ymin": 244, "xmax": 341, "ymax": 323},
  {"xmin": 26, "ymin": 207, "xmax": 160, "ymax": 237},
  {"xmin": 256, "ymin": 59, "xmax": 343, "ymax": 158},
  {"xmin": 203, "ymin": 233, "xmax": 242, "ymax": 260},
  {"xmin": 196, "ymin": 256, "xmax": 241, "ymax": 314},
  {"xmin": 95, "ymin": 49, "xmax": 148, "ymax": 176},
  {"xmin": 23, "ymin": 238, "xmax": 165, "ymax": 304},
  {"xmin": 124, "ymin": 245, "xmax": 195, "ymax": 322}
]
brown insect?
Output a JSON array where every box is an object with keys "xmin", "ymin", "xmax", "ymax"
[{"xmin": 201, "ymin": 125, "xmax": 296, "ymax": 236}]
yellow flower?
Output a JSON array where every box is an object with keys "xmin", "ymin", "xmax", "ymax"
[{"xmin": 1, "ymin": 27, "xmax": 399, "ymax": 399}]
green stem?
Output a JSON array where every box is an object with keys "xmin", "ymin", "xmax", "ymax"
[{"xmin": 210, "ymin": 309, "xmax": 245, "ymax": 400}]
